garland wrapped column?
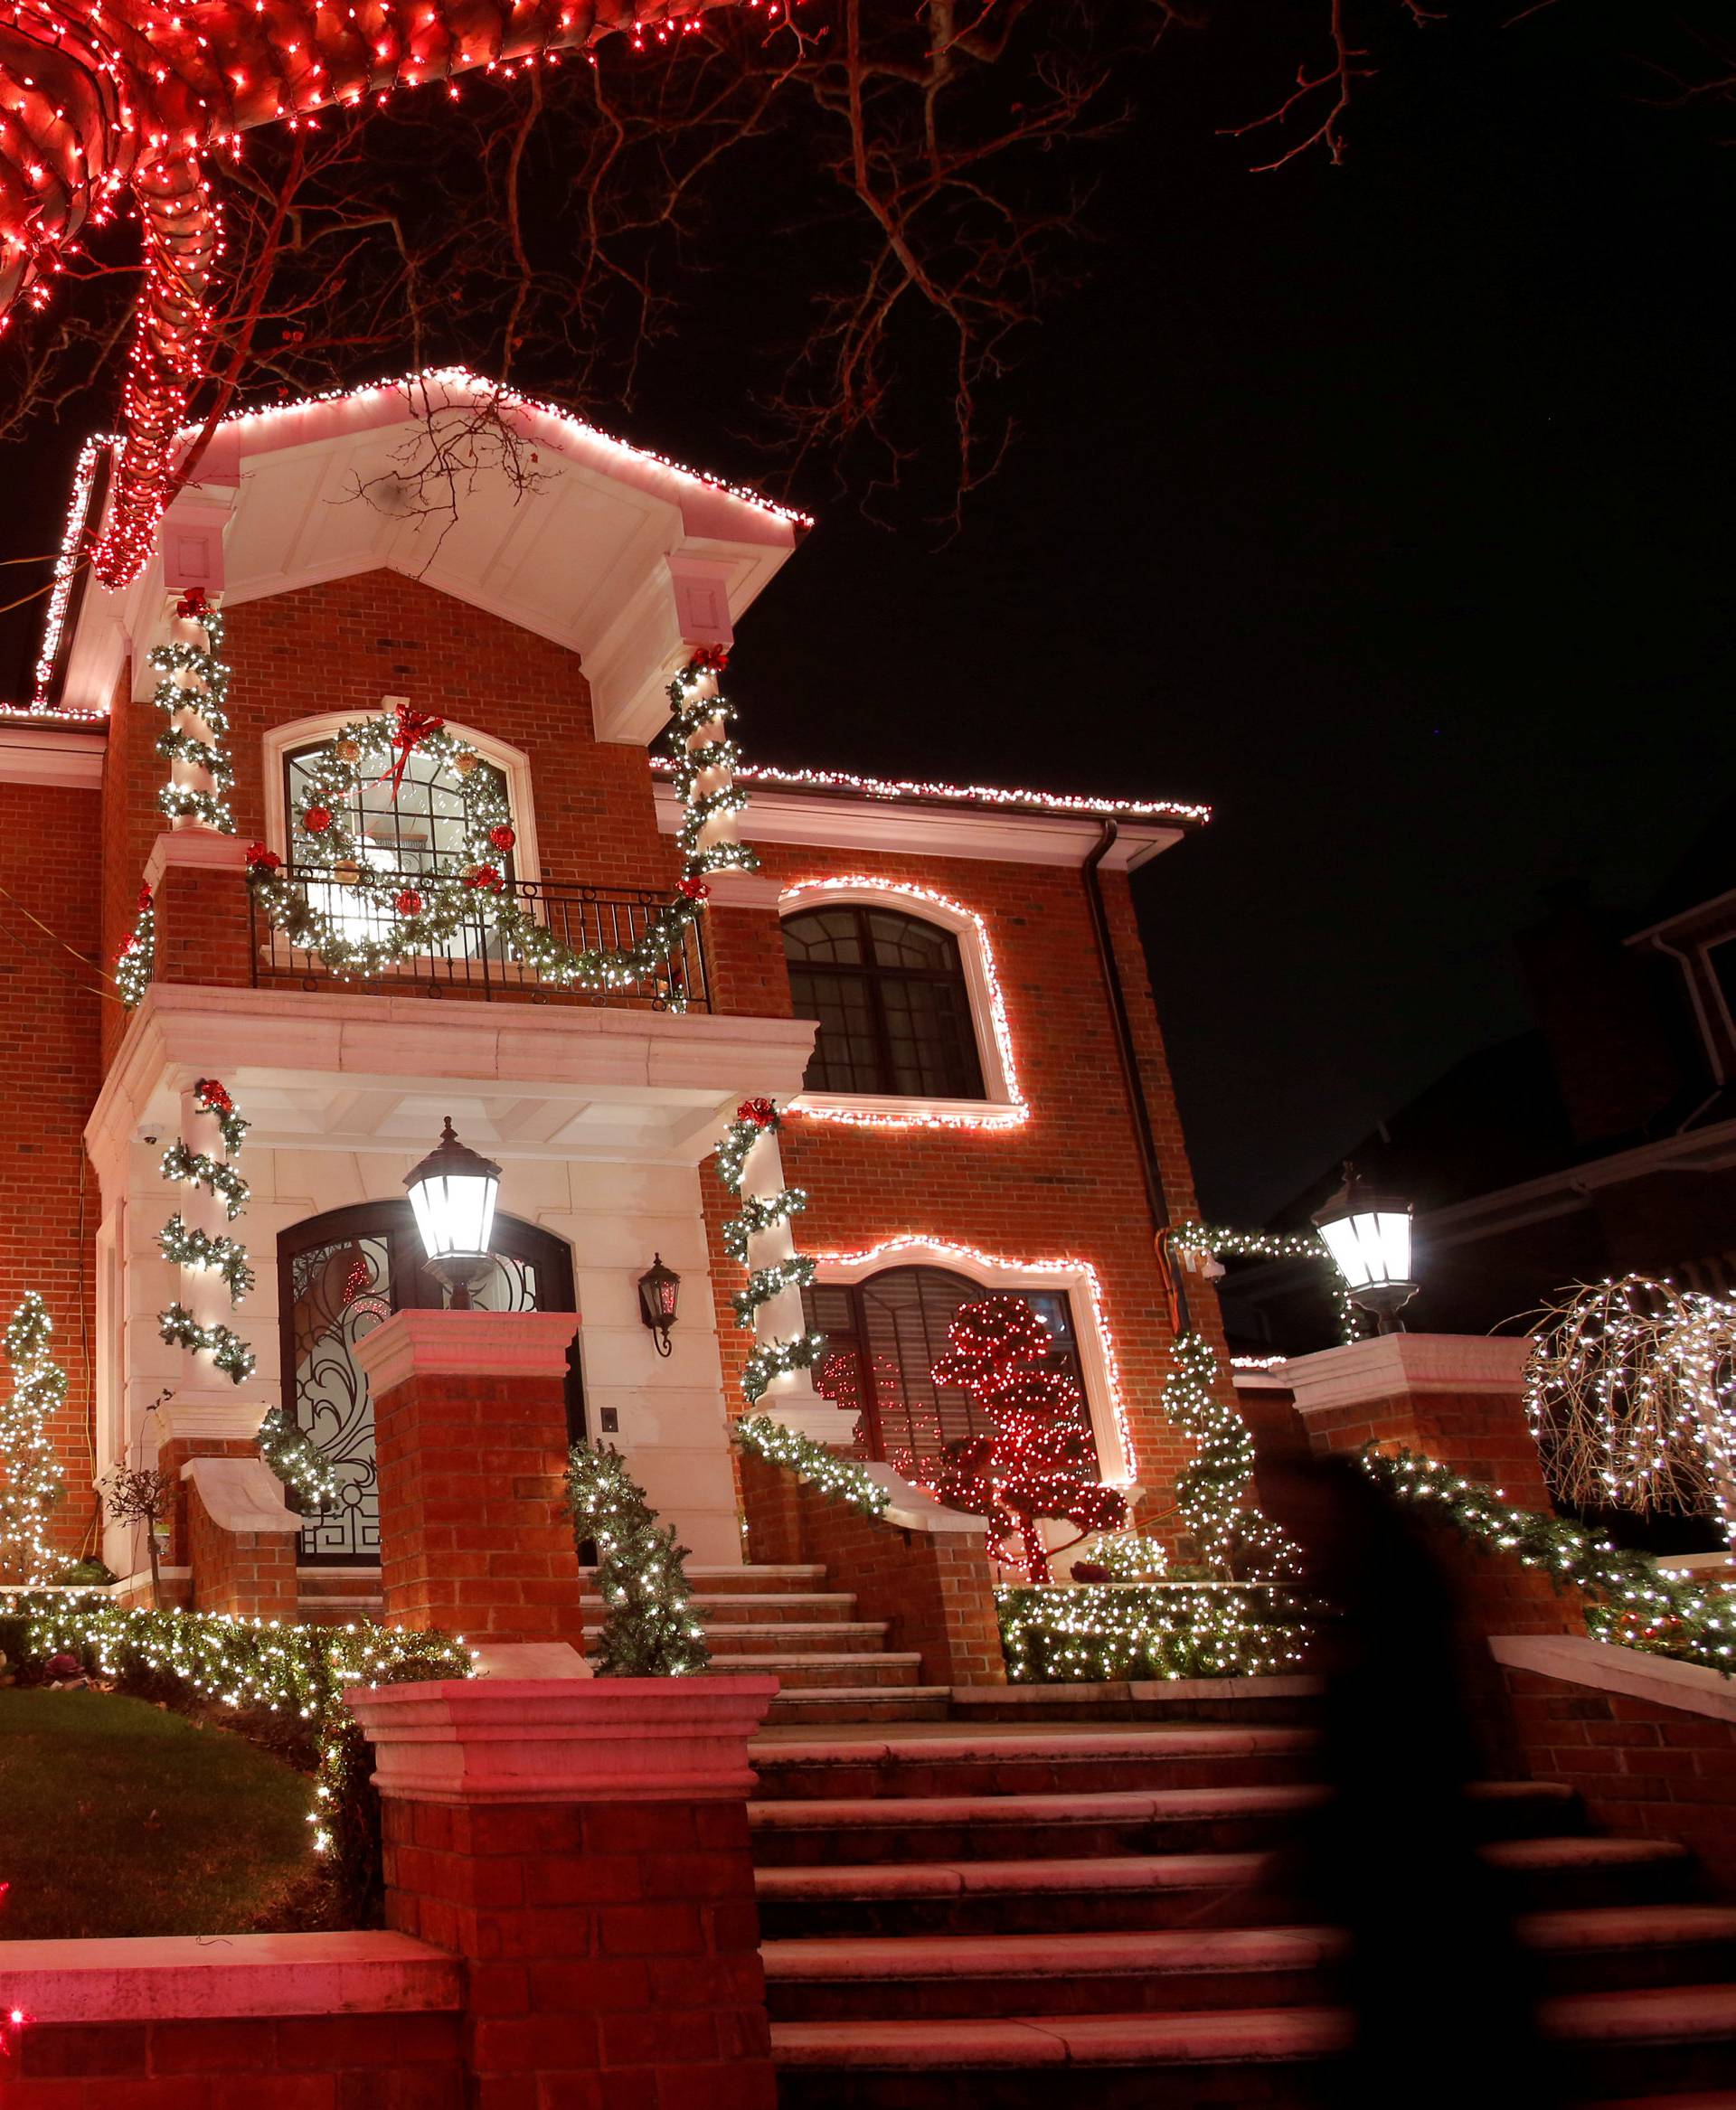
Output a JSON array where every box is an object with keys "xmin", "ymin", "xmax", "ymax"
[
  {"xmin": 150, "ymin": 590, "xmax": 236, "ymax": 834},
  {"xmin": 716, "ymin": 1098, "xmax": 832, "ymax": 1438},
  {"xmin": 158, "ymin": 1077, "xmax": 256, "ymax": 1386}
]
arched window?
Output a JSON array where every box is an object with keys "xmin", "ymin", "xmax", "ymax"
[
  {"xmin": 782, "ymin": 905, "xmax": 985, "ymax": 1098},
  {"xmin": 803, "ymin": 1266, "xmax": 1094, "ymax": 1471},
  {"xmin": 282, "ymin": 739, "xmax": 516, "ymax": 887}
]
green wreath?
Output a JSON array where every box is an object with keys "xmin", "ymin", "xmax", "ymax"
[{"xmin": 245, "ymin": 655, "xmax": 754, "ymax": 1003}]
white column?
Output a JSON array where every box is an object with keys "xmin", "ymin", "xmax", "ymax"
[
  {"xmin": 165, "ymin": 596, "xmax": 219, "ymax": 830},
  {"xmin": 684, "ymin": 667, "xmax": 742, "ymax": 864},
  {"xmin": 737, "ymin": 1119, "xmax": 835, "ymax": 1443}
]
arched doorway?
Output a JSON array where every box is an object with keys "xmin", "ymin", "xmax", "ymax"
[{"xmin": 278, "ymin": 1201, "xmax": 580, "ymax": 1564}]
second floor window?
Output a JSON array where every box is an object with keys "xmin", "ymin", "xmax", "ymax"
[
  {"xmin": 283, "ymin": 739, "xmax": 515, "ymax": 887},
  {"xmin": 782, "ymin": 904, "xmax": 985, "ymax": 1099}
]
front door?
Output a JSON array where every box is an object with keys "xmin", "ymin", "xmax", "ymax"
[{"xmin": 278, "ymin": 1201, "xmax": 579, "ymax": 1564}]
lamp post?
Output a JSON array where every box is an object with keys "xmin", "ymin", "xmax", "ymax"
[
  {"xmin": 1313, "ymin": 1163, "xmax": 1419, "ymax": 1335},
  {"xmin": 637, "ymin": 1255, "xmax": 681, "ymax": 1358},
  {"xmin": 405, "ymin": 1116, "xmax": 502, "ymax": 1311}
]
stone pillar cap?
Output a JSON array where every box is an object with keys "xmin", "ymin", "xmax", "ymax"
[
  {"xmin": 344, "ymin": 1675, "xmax": 778, "ymax": 1804},
  {"xmin": 1283, "ymin": 1331, "xmax": 1533, "ymax": 1415},
  {"xmin": 352, "ymin": 1307, "xmax": 579, "ymax": 1391}
]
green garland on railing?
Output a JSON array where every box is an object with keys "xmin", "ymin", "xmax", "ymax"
[
  {"xmin": 1168, "ymin": 1220, "xmax": 1361, "ymax": 1346},
  {"xmin": 566, "ymin": 1442, "xmax": 710, "ymax": 1675},
  {"xmin": 735, "ymin": 1414, "xmax": 892, "ymax": 1517},
  {"xmin": 258, "ymin": 1405, "xmax": 342, "ymax": 1512},
  {"xmin": 1360, "ymin": 1447, "xmax": 1736, "ymax": 1673},
  {"xmin": 715, "ymin": 1100, "xmax": 826, "ymax": 1406},
  {"xmin": 996, "ymin": 1581, "xmax": 1315, "ymax": 1683},
  {"xmin": 150, "ymin": 602, "xmax": 236, "ymax": 833},
  {"xmin": 1163, "ymin": 1331, "xmax": 1304, "ymax": 1584},
  {"xmin": 0, "ymin": 1593, "xmax": 473, "ymax": 1921}
]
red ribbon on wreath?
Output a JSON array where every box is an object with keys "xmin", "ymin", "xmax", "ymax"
[
  {"xmin": 678, "ymin": 875, "xmax": 711, "ymax": 902},
  {"xmin": 175, "ymin": 586, "xmax": 211, "ymax": 622},
  {"xmin": 194, "ymin": 1078, "xmax": 234, "ymax": 1115},
  {"xmin": 688, "ymin": 644, "xmax": 731, "ymax": 675},
  {"xmin": 737, "ymin": 1097, "xmax": 777, "ymax": 1128},
  {"xmin": 375, "ymin": 703, "xmax": 446, "ymax": 803}
]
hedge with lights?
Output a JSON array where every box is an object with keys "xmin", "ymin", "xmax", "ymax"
[
  {"xmin": 1360, "ymin": 1447, "xmax": 1736, "ymax": 1674},
  {"xmin": 247, "ymin": 655, "xmax": 755, "ymax": 1005},
  {"xmin": 566, "ymin": 1442, "xmax": 710, "ymax": 1675},
  {"xmin": 734, "ymin": 1414, "xmax": 892, "ymax": 1518},
  {"xmin": 715, "ymin": 1098, "xmax": 826, "ymax": 1406},
  {"xmin": 996, "ymin": 1581, "xmax": 1315, "ymax": 1683},
  {"xmin": 0, "ymin": 1594, "xmax": 473, "ymax": 1922}
]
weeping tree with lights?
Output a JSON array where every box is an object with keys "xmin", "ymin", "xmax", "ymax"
[
  {"xmin": 1524, "ymin": 1276, "xmax": 1736, "ymax": 1553},
  {"xmin": 904, "ymin": 1295, "xmax": 1126, "ymax": 1583}
]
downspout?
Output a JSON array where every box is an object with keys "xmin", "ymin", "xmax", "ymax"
[{"xmin": 1082, "ymin": 821, "xmax": 1190, "ymax": 1333}]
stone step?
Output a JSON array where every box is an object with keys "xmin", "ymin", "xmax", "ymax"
[
  {"xmin": 709, "ymin": 1653, "xmax": 925, "ymax": 1691},
  {"xmin": 766, "ymin": 1689, "xmax": 955, "ymax": 1726},
  {"xmin": 769, "ymin": 2004, "xmax": 1350, "ymax": 2109},
  {"xmin": 690, "ymin": 1592, "xmax": 862, "ymax": 1625},
  {"xmin": 763, "ymin": 1924, "xmax": 1342, "ymax": 2021},
  {"xmin": 1484, "ymin": 1837, "xmax": 1699, "ymax": 1914},
  {"xmin": 1523, "ymin": 1907, "xmax": 1736, "ymax": 1999},
  {"xmin": 754, "ymin": 1851, "xmax": 1273, "ymax": 1940},
  {"xmin": 748, "ymin": 1783, "xmax": 1328, "ymax": 1868},
  {"xmin": 1544, "ymin": 1984, "xmax": 1736, "ymax": 2101},
  {"xmin": 748, "ymin": 1725, "xmax": 1320, "ymax": 1800},
  {"xmin": 674, "ymin": 1623, "xmax": 895, "ymax": 1658},
  {"xmin": 296, "ymin": 1595, "xmax": 384, "ymax": 1627},
  {"xmin": 580, "ymin": 1564, "xmax": 830, "ymax": 1597},
  {"xmin": 295, "ymin": 1567, "xmax": 381, "ymax": 1597},
  {"xmin": 948, "ymin": 1677, "xmax": 1326, "ymax": 1728}
]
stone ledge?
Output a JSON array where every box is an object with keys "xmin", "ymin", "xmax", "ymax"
[
  {"xmin": 1489, "ymin": 1633, "xmax": 1736, "ymax": 1724},
  {"xmin": 1284, "ymin": 1332, "xmax": 1533, "ymax": 1415},
  {"xmin": 344, "ymin": 1673, "xmax": 779, "ymax": 1803},
  {"xmin": 0, "ymin": 1931, "xmax": 459, "ymax": 2023},
  {"xmin": 183, "ymin": 1454, "xmax": 300, "ymax": 1536},
  {"xmin": 353, "ymin": 1307, "xmax": 580, "ymax": 1393}
]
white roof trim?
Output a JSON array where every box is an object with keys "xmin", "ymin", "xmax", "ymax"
[{"xmin": 0, "ymin": 724, "xmax": 105, "ymax": 788}]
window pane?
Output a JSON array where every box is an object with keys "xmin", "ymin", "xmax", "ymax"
[
  {"xmin": 868, "ymin": 910, "xmax": 959, "ymax": 971},
  {"xmin": 789, "ymin": 966, "xmax": 886, "ymax": 1094},
  {"xmin": 881, "ymin": 976, "xmax": 984, "ymax": 1098},
  {"xmin": 782, "ymin": 909, "xmax": 865, "ymax": 966}
]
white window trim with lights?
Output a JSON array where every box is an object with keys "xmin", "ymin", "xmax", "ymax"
[
  {"xmin": 261, "ymin": 707, "xmax": 545, "ymax": 890},
  {"xmin": 779, "ymin": 876, "xmax": 1027, "ymax": 1131},
  {"xmin": 808, "ymin": 1234, "xmax": 1136, "ymax": 1488}
]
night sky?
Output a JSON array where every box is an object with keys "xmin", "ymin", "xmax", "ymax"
[{"xmin": 4, "ymin": 0, "xmax": 1733, "ymax": 1222}]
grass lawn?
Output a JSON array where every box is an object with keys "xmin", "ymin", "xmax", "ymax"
[{"xmin": 0, "ymin": 1688, "xmax": 316, "ymax": 1939}]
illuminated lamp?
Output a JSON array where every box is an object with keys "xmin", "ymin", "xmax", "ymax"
[
  {"xmin": 637, "ymin": 1255, "xmax": 681, "ymax": 1357},
  {"xmin": 405, "ymin": 1116, "xmax": 501, "ymax": 1310},
  {"xmin": 1313, "ymin": 1164, "xmax": 1419, "ymax": 1334}
]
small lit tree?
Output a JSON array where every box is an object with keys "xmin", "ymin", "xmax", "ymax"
[
  {"xmin": 1524, "ymin": 1276, "xmax": 1736, "ymax": 1549},
  {"xmin": 0, "ymin": 1292, "xmax": 65, "ymax": 1586},
  {"xmin": 565, "ymin": 1442, "xmax": 711, "ymax": 1676},
  {"xmin": 98, "ymin": 1464, "xmax": 177, "ymax": 1608},
  {"xmin": 913, "ymin": 1295, "xmax": 1126, "ymax": 1582}
]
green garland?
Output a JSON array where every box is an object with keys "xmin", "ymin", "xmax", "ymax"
[
  {"xmin": 1168, "ymin": 1220, "xmax": 1361, "ymax": 1346},
  {"xmin": 0, "ymin": 1593, "xmax": 471, "ymax": 1920},
  {"xmin": 735, "ymin": 1414, "xmax": 892, "ymax": 1517},
  {"xmin": 0, "ymin": 1293, "xmax": 66, "ymax": 1586},
  {"xmin": 996, "ymin": 1581, "xmax": 1314, "ymax": 1683},
  {"xmin": 247, "ymin": 653, "xmax": 759, "ymax": 1004},
  {"xmin": 714, "ymin": 1101, "xmax": 826, "ymax": 1406},
  {"xmin": 1164, "ymin": 1331, "xmax": 1303, "ymax": 1584},
  {"xmin": 1360, "ymin": 1447, "xmax": 1736, "ymax": 1673},
  {"xmin": 149, "ymin": 605, "xmax": 236, "ymax": 833},
  {"xmin": 116, "ymin": 888, "xmax": 156, "ymax": 1012},
  {"xmin": 566, "ymin": 1442, "xmax": 711, "ymax": 1675},
  {"xmin": 157, "ymin": 1079, "xmax": 254, "ymax": 1387},
  {"xmin": 258, "ymin": 1406, "xmax": 341, "ymax": 1511}
]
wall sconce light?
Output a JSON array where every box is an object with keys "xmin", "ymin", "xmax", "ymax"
[{"xmin": 637, "ymin": 1254, "xmax": 681, "ymax": 1358}]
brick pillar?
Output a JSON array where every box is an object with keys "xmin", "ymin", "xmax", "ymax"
[
  {"xmin": 151, "ymin": 1395, "xmax": 272, "ymax": 1588},
  {"xmin": 351, "ymin": 1309, "xmax": 584, "ymax": 1642},
  {"xmin": 1281, "ymin": 1333, "xmax": 1580, "ymax": 1639},
  {"xmin": 143, "ymin": 829, "xmax": 252, "ymax": 991},
  {"xmin": 345, "ymin": 1672, "xmax": 779, "ymax": 2109}
]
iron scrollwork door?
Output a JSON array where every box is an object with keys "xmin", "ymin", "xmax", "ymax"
[{"xmin": 278, "ymin": 1200, "xmax": 578, "ymax": 1564}]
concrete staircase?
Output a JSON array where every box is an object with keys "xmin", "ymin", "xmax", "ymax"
[
  {"xmin": 578, "ymin": 1563, "xmax": 951, "ymax": 1720},
  {"xmin": 747, "ymin": 1707, "xmax": 1736, "ymax": 2106}
]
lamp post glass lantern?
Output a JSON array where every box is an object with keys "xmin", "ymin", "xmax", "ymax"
[
  {"xmin": 405, "ymin": 1116, "xmax": 502, "ymax": 1309},
  {"xmin": 638, "ymin": 1254, "xmax": 681, "ymax": 1357},
  {"xmin": 1313, "ymin": 1164, "xmax": 1419, "ymax": 1334}
]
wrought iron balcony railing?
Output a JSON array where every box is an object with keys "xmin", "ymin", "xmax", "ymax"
[{"xmin": 248, "ymin": 868, "xmax": 710, "ymax": 1011}]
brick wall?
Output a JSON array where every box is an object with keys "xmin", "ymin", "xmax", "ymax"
[
  {"xmin": 382, "ymin": 1795, "xmax": 774, "ymax": 2107},
  {"xmin": 184, "ymin": 1474, "xmax": 298, "ymax": 1621},
  {"xmin": 0, "ymin": 779, "xmax": 103, "ymax": 1568},
  {"xmin": 738, "ymin": 1448, "xmax": 1005, "ymax": 1686},
  {"xmin": 702, "ymin": 842, "xmax": 1231, "ymax": 1520},
  {"xmin": 1297, "ymin": 1382, "xmax": 1553, "ymax": 1511},
  {"xmin": 1501, "ymin": 1663, "xmax": 1736, "ymax": 1895}
]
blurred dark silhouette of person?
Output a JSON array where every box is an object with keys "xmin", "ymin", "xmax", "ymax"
[{"xmin": 1254, "ymin": 1432, "xmax": 1565, "ymax": 2110}]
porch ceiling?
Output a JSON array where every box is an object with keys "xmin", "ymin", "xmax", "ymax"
[{"xmin": 86, "ymin": 985, "xmax": 816, "ymax": 1197}]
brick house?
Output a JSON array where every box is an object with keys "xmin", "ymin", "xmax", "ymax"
[{"xmin": 2, "ymin": 369, "xmax": 1231, "ymax": 1613}]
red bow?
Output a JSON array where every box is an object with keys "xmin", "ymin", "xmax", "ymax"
[
  {"xmin": 737, "ymin": 1097, "xmax": 777, "ymax": 1128},
  {"xmin": 175, "ymin": 587, "xmax": 211, "ymax": 621},
  {"xmin": 376, "ymin": 703, "xmax": 446, "ymax": 802},
  {"xmin": 688, "ymin": 644, "xmax": 731, "ymax": 675}
]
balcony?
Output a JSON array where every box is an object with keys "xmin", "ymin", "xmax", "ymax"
[{"xmin": 246, "ymin": 869, "xmax": 711, "ymax": 1012}]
